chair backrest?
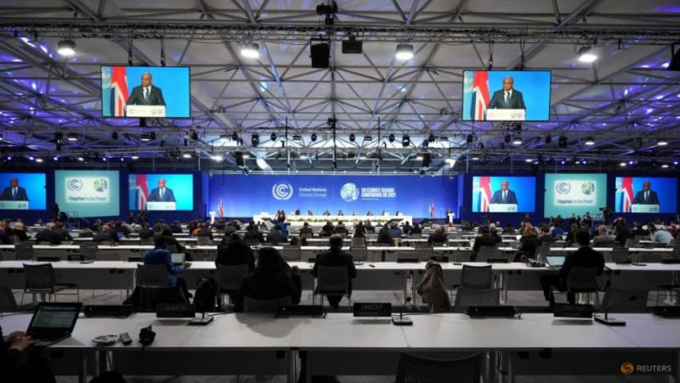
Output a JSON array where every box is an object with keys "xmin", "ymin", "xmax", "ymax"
[
  {"xmin": 351, "ymin": 236, "xmax": 366, "ymax": 247},
  {"xmin": 349, "ymin": 247, "xmax": 368, "ymax": 262},
  {"xmin": 300, "ymin": 232, "xmax": 313, "ymax": 239},
  {"xmin": 536, "ymin": 243, "xmax": 552, "ymax": 259},
  {"xmin": 565, "ymin": 266, "xmax": 599, "ymax": 292},
  {"xmin": 316, "ymin": 265, "xmax": 350, "ymax": 295},
  {"xmin": 243, "ymin": 296, "xmax": 292, "ymax": 313},
  {"xmin": 395, "ymin": 352, "xmax": 481, "ymax": 383},
  {"xmin": 475, "ymin": 246, "xmax": 499, "ymax": 262},
  {"xmin": 246, "ymin": 238, "xmax": 260, "ymax": 246},
  {"xmin": 217, "ymin": 264, "xmax": 249, "ymax": 292},
  {"xmin": 281, "ymin": 246, "xmax": 302, "ymax": 261},
  {"xmin": 453, "ymin": 288, "xmax": 500, "ymax": 313},
  {"xmin": 624, "ymin": 238, "xmax": 639, "ymax": 248},
  {"xmin": 413, "ymin": 247, "xmax": 433, "ymax": 261},
  {"xmin": 197, "ymin": 236, "xmax": 213, "ymax": 245},
  {"xmin": 140, "ymin": 237, "xmax": 154, "ymax": 245},
  {"xmin": 600, "ymin": 288, "xmax": 648, "ymax": 313},
  {"xmin": 136, "ymin": 264, "xmax": 170, "ymax": 287},
  {"xmin": 23, "ymin": 263, "xmax": 56, "ymax": 290},
  {"xmin": 671, "ymin": 247, "xmax": 680, "ymax": 260},
  {"xmin": 460, "ymin": 265, "xmax": 493, "ymax": 289},
  {"xmin": 15, "ymin": 243, "xmax": 35, "ymax": 261},
  {"xmin": 0, "ymin": 286, "xmax": 17, "ymax": 311},
  {"xmin": 414, "ymin": 242, "xmax": 433, "ymax": 249},
  {"xmin": 79, "ymin": 243, "xmax": 99, "ymax": 260},
  {"xmin": 636, "ymin": 252, "xmax": 664, "ymax": 263},
  {"xmin": 126, "ymin": 286, "xmax": 189, "ymax": 312},
  {"xmin": 611, "ymin": 247, "xmax": 630, "ymax": 262}
]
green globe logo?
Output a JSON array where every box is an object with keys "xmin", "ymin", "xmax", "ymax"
[
  {"xmin": 581, "ymin": 181, "xmax": 595, "ymax": 195},
  {"xmin": 340, "ymin": 183, "xmax": 359, "ymax": 202},
  {"xmin": 93, "ymin": 179, "xmax": 108, "ymax": 192}
]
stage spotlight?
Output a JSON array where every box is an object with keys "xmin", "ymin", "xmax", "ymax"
[
  {"xmin": 240, "ymin": 42, "xmax": 260, "ymax": 59},
  {"xmin": 504, "ymin": 134, "xmax": 512, "ymax": 143},
  {"xmin": 578, "ymin": 46, "xmax": 597, "ymax": 63},
  {"xmin": 558, "ymin": 136, "xmax": 568, "ymax": 148},
  {"xmin": 658, "ymin": 138, "xmax": 668, "ymax": 146},
  {"xmin": 310, "ymin": 39, "xmax": 330, "ymax": 68},
  {"xmin": 140, "ymin": 134, "xmax": 151, "ymax": 142},
  {"xmin": 310, "ymin": 133, "xmax": 317, "ymax": 142},
  {"xmin": 402, "ymin": 134, "xmax": 410, "ymax": 147},
  {"xmin": 57, "ymin": 39, "xmax": 76, "ymax": 56},
  {"xmin": 395, "ymin": 44, "xmax": 414, "ymax": 60},
  {"xmin": 349, "ymin": 133, "xmax": 355, "ymax": 142},
  {"xmin": 513, "ymin": 136, "xmax": 522, "ymax": 145},
  {"xmin": 293, "ymin": 135, "xmax": 302, "ymax": 141},
  {"xmin": 584, "ymin": 137, "xmax": 595, "ymax": 146},
  {"xmin": 363, "ymin": 135, "xmax": 372, "ymax": 141},
  {"xmin": 388, "ymin": 134, "xmax": 395, "ymax": 143},
  {"xmin": 428, "ymin": 133, "xmax": 435, "ymax": 143},
  {"xmin": 111, "ymin": 131, "xmax": 118, "ymax": 140},
  {"xmin": 271, "ymin": 132, "xmax": 277, "ymax": 141},
  {"xmin": 67, "ymin": 132, "xmax": 78, "ymax": 141},
  {"xmin": 466, "ymin": 134, "xmax": 474, "ymax": 144},
  {"xmin": 342, "ymin": 35, "xmax": 363, "ymax": 54},
  {"xmin": 251, "ymin": 134, "xmax": 260, "ymax": 147}
]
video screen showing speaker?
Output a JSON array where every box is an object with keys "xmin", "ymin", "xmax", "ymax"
[
  {"xmin": 462, "ymin": 70, "xmax": 551, "ymax": 122},
  {"xmin": 544, "ymin": 174, "xmax": 607, "ymax": 218},
  {"xmin": 55, "ymin": 171, "xmax": 120, "ymax": 217},
  {"xmin": 101, "ymin": 66, "xmax": 190, "ymax": 118},
  {"xmin": 129, "ymin": 174, "xmax": 194, "ymax": 211},
  {"xmin": 472, "ymin": 176, "xmax": 536, "ymax": 213},
  {"xmin": 0, "ymin": 173, "xmax": 46, "ymax": 210},
  {"xmin": 615, "ymin": 177, "xmax": 677, "ymax": 214}
]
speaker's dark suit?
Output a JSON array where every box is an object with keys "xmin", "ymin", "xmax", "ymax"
[
  {"xmin": 488, "ymin": 89, "xmax": 526, "ymax": 110},
  {"xmin": 0, "ymin": 186, "xmax": 28, "ymax": 201},
  {"xmin": 148, "ymin": 187, "xmax": 176, "ymax": 202},
  {"xmin": 126, "ymin": 85, "xmax": 166, "ymax": 106},
  {"xmin": 490, "ymin": 189, "xmax": 518, "ymax": 204},
  {"xmin": 633, "ymin": 190, "xmax": 659, "ymax": 205}
]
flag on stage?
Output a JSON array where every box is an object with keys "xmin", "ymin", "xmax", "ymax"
[
  {"xmin": 430, "ymin": 200, "xmax": 435, "ymax": 219},
  {"xmin": 470, "ymin": 71, "xmax": 490, "ymax": 121},
  {"xmin": 135, "ymin": 174, "xmax": 149, "ymax": 210},
  {"xmin": 218, "ymin": 197, "xmax": 224, "ymax": 218},
  {"xmin": 619, "ymin": 177, "xmax": 633, "ymax": 213},
  {"xmin": 110, "ymin": 66, "xmax": 129, "ymax": 117},
  {"xmin": 478, "ymin": 176, "xmax": 491, "ymax": 213}
]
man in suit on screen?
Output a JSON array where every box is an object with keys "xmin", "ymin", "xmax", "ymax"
[
  {"xmin": 487, "ymin": 77, "xmax": 526, "ymax": 110},
  {"xmin": 632, "ymin": 181, "xmax": 660, "ymax": 205},
  {"xmin": 126, "ymin": 72, "xmax": 166, "ymax": 107},
  {"xmin": 148, "ymin": 178, "xmax": 176, "ymax": 202},
  {"xmin": 0, "ymin": 177, "xmax": 29, "ymax": 201},
  {"xmin": 490, "ymin": 180, "xmax": 518, "ymax": 204}
]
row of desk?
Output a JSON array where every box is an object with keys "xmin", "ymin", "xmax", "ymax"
[
  {"xmin": 2, "ymin": 260, "xmax": 679, "ymax": 302},
  {"xmin": 0, "ymin": 312, "xmax": 678, "ymax": 383}
]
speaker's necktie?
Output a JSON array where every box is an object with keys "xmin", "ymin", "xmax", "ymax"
[
  {"xmin": 144, "ymin": 88, "xmax": 149, "ymax": 102},
  {"xmin": 12, "ymin": 188, "xmax": 16, "ymax": 199},
  {"xmin": 504, "ymin": 91, "xmax": 509, "ymax": 105},
  {"xmin": 161, "ymin": 189, "xmax": 164, "ymax": 199}
]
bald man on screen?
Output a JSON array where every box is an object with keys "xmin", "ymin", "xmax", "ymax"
[
  {"xmin": 148, "ymin": 178, "xmax": 176, "ymax": 202},
  {"xmin": 126, "ymin": 72, "xmax": 166, "ymax": 106},
  {"xmin": 488, "ymin": 76, "xmax": 526, "ymax": 110}
]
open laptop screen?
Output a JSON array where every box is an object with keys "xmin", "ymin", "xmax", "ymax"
[
  {"xmin": 28, "ymin": 303, "xmax": 82, "ymax": 333},
  {"xmin": 171, "ymin": 253, "xmax": 185, "ymax": 265},
  {"xmin": 545, "ymin": 255, "xmax": 566, "ymax": 267}
]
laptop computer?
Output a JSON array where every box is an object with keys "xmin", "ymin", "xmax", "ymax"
[
  {"xmin": 70, "ymin": 231, "xmax": 80, "ymax": 238},
  {"xmin": 171, "ymin": 253, "xmax": 186, "ymax": 265},
  {"xmin": 545, "ymin": 255, "xmax": 566, "ymax": 268},
  {"xmin": 116, "ymin": 232, "xmax": 125, "ymax": 239},
  {"xmin": 26, "ymin": 302, "xmax": 82, "ymax": 346}
]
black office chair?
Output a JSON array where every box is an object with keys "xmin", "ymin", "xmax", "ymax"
[
  {"xmin": 135, "ymin": 264, "xmax": 170, "ymax": 287},
  {"xmin": 79, "ymin": 243, "xmax": 99, "ymax": 261},
  {"xmin": 565, "ymin": 266, "xmax": 601, "ymax": 305},
  {"xmin": 395, "ymin": 352, "xmax": 481, "ymax": 383},
  {"xmin": 21, "ymin": 263, "xmax": 79, "ymax": 304},
  {"xmin": 313, "ymin": 265, "xmax": 351, "ymax": 307},
  {"xmin": 124, "ymin": 286, "xmax": 189, "ymax": 312},
  {"xmin": 243, "ymin": 296, "xmax": 292, "ymax": 313},
  {"xmin": 459, "ymin": 265, "xmax": 493, "ymax": 289},
  {"xmin": 601, "ymin": 288, "xmax": 648, "ymax": 313},
  {"xmin": 453, "ymin": 288, "xmax": 501, "ymax": 313},
  {"xmin": 217, "ymin": 264, "xmax": 250, "ymax": 306},
  {"xmin": 350, "ymin": 236, "xmax": 366, "ymax": 247},
  {"xmin": 14, "ymin": 243, "xmax": 35, "ymax": 261},
  {"xmin": 350, "ymin": 247, "xmax": 368, "ymax": 262},
  {"xmin": 474, "ymin": 246, "xmax": 500, "ymax": 262}
]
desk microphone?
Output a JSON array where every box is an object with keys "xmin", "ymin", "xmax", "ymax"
[
  {"xmin": 594, "ymin": 295, "xmax": 637, "ymax": 326},
  {"xmin": 392, "ymin": 304, "xmax": 413, "ymax": 326}
]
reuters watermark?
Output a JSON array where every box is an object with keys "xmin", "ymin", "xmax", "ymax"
[{"xmin": 621, "ymin": 362, "xmax": 673, "ymax": 375}]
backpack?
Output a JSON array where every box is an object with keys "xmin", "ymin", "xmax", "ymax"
[{"xmin": 194, "ymin": 277, "xmax": 218, "ymax": 312}]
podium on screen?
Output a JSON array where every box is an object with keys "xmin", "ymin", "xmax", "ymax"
[
  {"xmin": 488, "ymin": 204, "xmax": 518, "ymax": 213},
  {"xmin": 631, "ymin": 204, "xmax": 660, "ymax": 213},
  {"xmin": 486, "ymin": 109, "xmax": 525, "ymax": 121},
  {"xmin": 0, "ymin": 201, "xmax": 29, "ymax": 210},
  {"xmin": 126, "ymin": 105, "xmax": 166, "ymax": 118},
  {"xmin": 146, "ymin": 201, "xmax": 176, "ymax": 211}
]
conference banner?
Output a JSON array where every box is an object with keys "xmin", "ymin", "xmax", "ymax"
[
  {"xmin": 55, "ymin": 170, "xmax": 120, "ymax": 217},
  {"xmin": 209, "ymin": 174, "xmax": 457, "ymax": 218},
  {"xmin": 544, "ymin": 173, "xmax": 607, "ymax": 217}
]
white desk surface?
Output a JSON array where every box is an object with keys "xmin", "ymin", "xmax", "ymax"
[
  {"xmin": 1, "ymin": 313, "xmax": 676, "ymax": 352},
  {"xmin": 3, "ymin": 260, "xmax": 680, "ymax": 273}
]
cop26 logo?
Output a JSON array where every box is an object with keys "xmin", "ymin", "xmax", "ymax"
[
  {"xmin": 272, "ymin": 183, "xmax": 294, "ymax": 201},
  {"xmin": 555, "ymin": 182, "xmax": 571, "ymax": 194}
]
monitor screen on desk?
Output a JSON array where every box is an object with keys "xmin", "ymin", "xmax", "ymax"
[
  {"xmin": 462, "ymin": 70, "xmax": 551, "ymax": 122},
  {"xmin": 0, "ymin": 173, "xmax": 46, "ymax": 210},
  {"xmin": 614, "ymin": 177, "xmax": 677, "ymax": 214},
  {"xmin": 100, "ymin": 66, "xmax": 190, "ymax": 118},
  {"xmin": 472, "ymin": 176, "xmax": 536, "ymax": 213}
]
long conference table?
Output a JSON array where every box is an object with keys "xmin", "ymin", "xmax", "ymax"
[
  {"xmin": 2, "ymin": 259, "xmax": 679, "ymax": 304},
  {"xmin": 0, "ymin": 312, "xmax": 678, "ymax": 383}
]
